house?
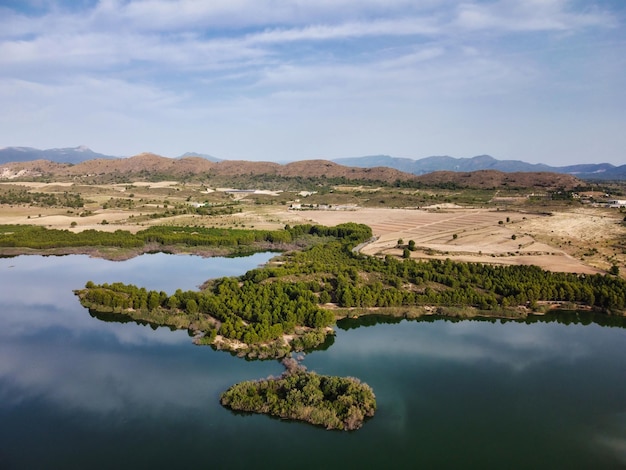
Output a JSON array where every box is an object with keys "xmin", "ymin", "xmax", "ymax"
[{"xmin": 606, "ymin": 200, "xmax": 626, "ymax": 208}]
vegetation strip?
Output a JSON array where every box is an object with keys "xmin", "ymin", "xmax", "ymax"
[{"xmin": 0, "ymin": 224, "xmax": 295, "ymax": 250}]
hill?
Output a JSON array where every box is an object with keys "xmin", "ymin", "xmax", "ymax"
[
  {"xmin": 0, "ymin": 153, "xmax": 415, "ymax": 185},
  {"xmin": 0, "ymin": 146, "xmax": 119, "ymax": 164},
  {"xmin": 333, "ymin": 155, "xmax": 625, "ymax": 180},
  {"xmin": 2, "ymin": 147, "xmax": 622, "ymax": 180},
  {"xmin": 0, "ymin": 152, "xmax": 584, "ymax": 190},
  {"xmin": 177, "ymin": 152, "xmax": 222, "ymax": 162},
  {"xmin": 414, "ymin": 170, "xmax": 581, "ymax": 189}
]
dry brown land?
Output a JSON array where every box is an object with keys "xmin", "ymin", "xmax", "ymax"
[
  {"xmin": 1, "ymin": 180, "xmax": 624, "ymax": 276},
  {"xmin": 279, "ymin": 206, "xmax": 621, "ymax": 274}
]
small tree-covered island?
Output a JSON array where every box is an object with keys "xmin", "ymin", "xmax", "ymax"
[
  {"xmin": 220, "ymin": 357, "xmax": 376, "ymax": 431},
  {"xmin": 63, "ymin": 221, "xmax": 626, "ymax": 430}
]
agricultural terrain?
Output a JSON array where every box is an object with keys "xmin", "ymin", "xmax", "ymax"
[{"xmin": 0, "ymin": 154, "xmax": 624, "ymax": 276}]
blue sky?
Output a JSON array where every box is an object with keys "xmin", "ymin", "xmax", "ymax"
[{"xmin": 0, "ymin": 0, "xmax": 624, "ymax": 165}]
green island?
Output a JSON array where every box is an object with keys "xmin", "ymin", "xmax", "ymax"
[
  {"xmin": 220, "ymin": 357, "xmax": 376, "ymax": 431},
  {"xmin": 4, "ymin": 220, "xmax": 626, "ymax": 430}
]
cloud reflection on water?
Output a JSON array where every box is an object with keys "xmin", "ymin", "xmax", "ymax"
[
  {"xmin": 0, "ymin": 338, "xmax": 244, "ymax": 415},
  {"xmin": 1, "ymin": 254, "xmax": 625, "ymax": 467},
  {"xmin": 0, "ymin": 253, "xmax": 278, "ymax": 417},
  {"xmin": 334, "ymin": 318, "xmax": 606, "ymax": 372}
]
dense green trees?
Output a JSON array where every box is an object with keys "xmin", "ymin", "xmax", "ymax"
[
  {"xmin": 220, "ymin": 360, "xmax": 376, "ymax": 430},
  {"xmin": 272, "ymin": 241, "xmax": 626, "ymax": 313},
  {"xmin": 77, "ymin": 220, "xmax": 625, "ymax": 361},
  {"xmin": 0, "ymin": 189, "xmax": 84, "ymax": 208},
  {"xmin": 74, "ymin": 223, "xmax": 373, "ymax": 357},
  {"xmin": 0, "ymin": 222, "xmax": 371, "ymax": 252},
  {"xmin": 79, "ymin": 273, "xmax": 335, "ymax": 350}
]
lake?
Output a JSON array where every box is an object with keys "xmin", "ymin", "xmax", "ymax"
[{"xmin": 1, "ymin": 254, "xmax": 625, "ymax": 469}]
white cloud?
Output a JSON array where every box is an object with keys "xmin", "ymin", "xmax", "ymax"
[
  {"xmin": 0, "ymin": 0, "xmax": 623, "ymax": 163},
  {"xmin": 454, "ymin": 0, "xmax": 616, "ymax": 32},
  {"xmin": 103, "ymin": 0, "xmax": 443, "ymax": 31}
]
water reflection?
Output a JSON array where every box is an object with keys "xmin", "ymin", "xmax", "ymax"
[
  {"xmin": 0, "ymin": 252, "xmax": 279, "ymax": 415},
  {"xmin": 1, "ymin": 254, "xmax": 625, "ymax": 468},
  {"xmin": 337, "ymin": 313, "xmax": 626, "ymax": 370},
  {"xmin": 0, "ymin": 334, "xmax": 278, "ymax": 415},
  {"xmin": 0, "ymin": 252, "xmax": 274, "ymax": 339}
]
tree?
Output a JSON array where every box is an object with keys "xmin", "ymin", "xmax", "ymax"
[
  {"xmin": 147, "ymin": 291, "xmax": 160, "ymax": 310},
  {"xmin": 408, "ymin": 240, "xmax": 416, "ymax": 251},
  {"xmin": 319, "ymin": 291, "xmax": 331, "ymax": 304},
  {"xmin": 167, "ymin": 295, "xmax": 180, "ymax": 309},
  {"xmin": 402, "ymin": 248, "xmax": 411, "ymax": 259},
  {"xmin": 186, "ymin": 299, "xmax": 199, "ymax": 315}
]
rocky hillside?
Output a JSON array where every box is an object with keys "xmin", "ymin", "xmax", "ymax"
[
  {"xmin": 0, "ymin": 153, "xmax": 584, "ymax": 189},
  {"xmin": 0, "ymin": 153, "xmax": 414, "ymax": 184},
  {"xmin": 415, "ymin": 170, "xmax": 582, "ymax": 190}
]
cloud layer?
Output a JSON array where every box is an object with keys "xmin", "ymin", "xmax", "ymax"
[{"xmin": 1, "ymin": 0, "xmax": 624, "ymax": 164}]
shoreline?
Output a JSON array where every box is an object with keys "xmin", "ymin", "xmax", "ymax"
[{"xmin": 0, "ymin": 242, "xmax": 293, "ymax": 261}]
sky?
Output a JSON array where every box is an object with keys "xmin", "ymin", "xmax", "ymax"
[{"xmin": 0, "ymin": 0, "xmax": 624, "ymax": 165}]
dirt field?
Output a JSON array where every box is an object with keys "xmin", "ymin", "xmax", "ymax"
[
  {"xmin": 280, "ymin": 207, "xmax": 617, "ymax": 274},
  {"xmin": 1, "ymin": 180, "xmax": 624, "ymax": 276}
]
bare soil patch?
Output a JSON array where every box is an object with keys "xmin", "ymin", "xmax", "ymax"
[
  {"xmin": 278, "ymin": 207, "xmax": 612, "ymax": 274},
  {"xmin": 1, "ymin": 177, "xmax": 623, "ymax": 276}
]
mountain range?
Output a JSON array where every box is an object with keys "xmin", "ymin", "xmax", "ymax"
[
  {"xmin": 331, "ymin": 155, "xmax": 626, "ymax": 181},
  {"xmin": 0, "ymin": 146, "xmax": 117, "ymax": 165},
  {"xmin": 0, "ymin": 146, "xmax": 623, "ymax": 180},
  {"xmin": 0, "ymin": 152, "xmax": 584, "ymax": 190}
]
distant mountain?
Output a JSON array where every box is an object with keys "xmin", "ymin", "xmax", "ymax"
[
  {"xmin": 0, "ymin": 152, "xmax": 584, "ymax": 190},
  {"xmin": 332, "ymin": 155, "xmax": 625, "ymax": 180},
  {"xmin": 0, "ymin": 146, "xmax": 118, "ymax": 164},
  {"xmin": 1, "ymin": 147, "xmax": 622, "ymax": 180},
  {"xmin": 177, "ymin": 152, "xmax": 222, "ymax": 162}
]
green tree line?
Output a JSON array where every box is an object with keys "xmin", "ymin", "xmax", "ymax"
[
  {"xmin": 0, "ymin": 189, "xmax": 84, "ymax": 208},
  {"xmin": 0, "ymin": 223, "xmax": 361, "ymax": 250},
  {"xmin": 241, "ymin": 230, "xmax": 626, "ymax": 313}
]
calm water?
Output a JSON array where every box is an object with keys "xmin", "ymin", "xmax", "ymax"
[{"xmin": 1, "ymin": 254, "xmax": 625, "ymax": 469}]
